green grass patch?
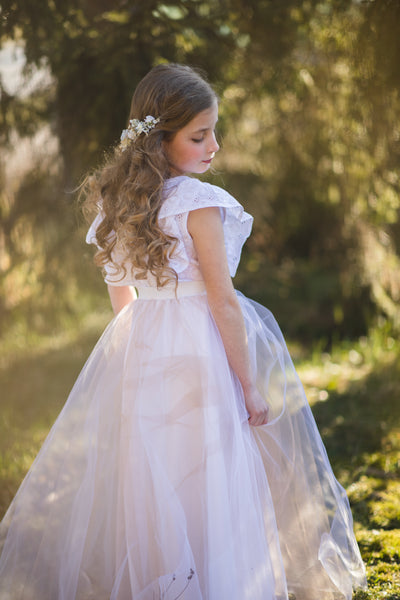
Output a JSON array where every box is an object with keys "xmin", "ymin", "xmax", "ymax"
[{"xmin": 297, "ymin": 325, "xmax": 400, "ymax": 599}]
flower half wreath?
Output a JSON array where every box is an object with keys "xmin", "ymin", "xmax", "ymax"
[{"xmin": 119, "ymin": 115, "xmax": 160, "ymax": 151}]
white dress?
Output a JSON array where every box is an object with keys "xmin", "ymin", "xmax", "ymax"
[{"xmin": 0, "ymin": 176, "xmax": 366, "ymax": 600}]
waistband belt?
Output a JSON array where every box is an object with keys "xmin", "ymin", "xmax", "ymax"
[{"xmin": 135, "ymin": 280, "xmax": 206, "ymax": 299}]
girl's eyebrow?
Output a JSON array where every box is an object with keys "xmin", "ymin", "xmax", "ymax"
[
  {"xmin": 192, "ymin": 123, "xmax": 217, "ymax": 134},
  {"xmin": 192, "ymin": 127, "xmax": 209, "ymax": 134}
]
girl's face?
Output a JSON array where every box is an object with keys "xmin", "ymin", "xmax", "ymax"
[{"xmin": 164, "ymin": 101, "xmax": 219, "ymax": 176}]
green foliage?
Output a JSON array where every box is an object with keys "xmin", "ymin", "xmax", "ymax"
[
  {"xmin": 1, "ymin": 0, "xmax": 400, "ymax": 340},
  {"xmin": 0, "ymin": 154, "xmax": 107, "ymax": 338},
  {"xmin": 0, "ymin": 0, "xmax": 244, "ymax": 180},
  {"xmin": 217, "ymin": 0, "xmax": 400, "ymax": 335}
]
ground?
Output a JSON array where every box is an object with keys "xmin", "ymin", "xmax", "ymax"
[{"xmin": 0, "ymin": 312, "xmax": 399, "ymax": 598}]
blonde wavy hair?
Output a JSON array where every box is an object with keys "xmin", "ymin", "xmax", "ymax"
[{"xmin": 82, "ymin": 63, "xmax": 217, "ymax": 287}]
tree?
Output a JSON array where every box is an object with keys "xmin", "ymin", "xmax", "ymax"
[{"xmin": 1, "ymin": 0, "xmax": 400, "ymax": 338}]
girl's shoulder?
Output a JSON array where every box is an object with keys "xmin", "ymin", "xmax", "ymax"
[
  {"xmin": 160, "ymin": 175, "xmax": 246, "ymax": 219},
  {"xmin": 160, "ymin": 176, "xmax": 253, "ymax": 278}
]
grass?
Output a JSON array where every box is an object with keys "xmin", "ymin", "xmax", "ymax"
[
  {"xmin": 0, "ymin": 312, "xmax": 399, "ymax": 598},
  {"xmin": 0, "ymin": 308, "xmax": 111, "ymax": 516},
  {"xmin": 295, "ymin": 324, "xmax": 400, "ymax": 600}
]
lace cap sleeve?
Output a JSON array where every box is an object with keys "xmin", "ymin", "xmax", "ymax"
[
  {"xmin": 85, "ymin": 212, "xmax": 103, "ymax": 247},
  {"xmin": 160, "ymin": 176, "xmax": 253, "ymax": 277}
]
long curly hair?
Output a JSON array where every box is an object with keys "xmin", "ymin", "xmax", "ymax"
[{"xmin": 82, "ymin": 64, "xmax": 217, "ymax": 287}]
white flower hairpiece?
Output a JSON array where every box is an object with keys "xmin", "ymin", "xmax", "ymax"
[{"xmin": 119, "ymin": 115, "xmax": 160, "ymax": 151}]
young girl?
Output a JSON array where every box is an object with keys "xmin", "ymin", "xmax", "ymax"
[{"xmin": 0, "ymin": 64, "xmax": 366, "ymax": 600}]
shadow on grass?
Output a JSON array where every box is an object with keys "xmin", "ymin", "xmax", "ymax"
[{"xmin": 312, "ymin": 355, "xmax": 400, "ymax": 471}]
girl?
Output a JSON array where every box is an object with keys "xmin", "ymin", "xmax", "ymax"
[{"xmin": 0, "ymin": 64, "xmax": 366, "ymax": 600}]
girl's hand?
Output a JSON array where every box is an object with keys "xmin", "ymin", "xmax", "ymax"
[{"xmin": 244, "ymin": 386, "xmax": 269, "ymax": 426}]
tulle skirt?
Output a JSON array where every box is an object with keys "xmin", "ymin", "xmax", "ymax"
[{"xmin": 0, "ymin": 287, "xmax": 366, "ymax": 599}]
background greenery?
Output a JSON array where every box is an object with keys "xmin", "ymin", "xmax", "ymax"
[{"xmin": 0, "ymin": 0, "xmax": 399, "ymax": 597}]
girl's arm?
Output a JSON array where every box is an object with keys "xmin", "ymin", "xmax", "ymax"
[
  {"xmin": 107, "ymin": 285, "xmax": 135, "ymax": 315},
  {"xmin": 187, "ymin": 207, "xmax": 268, "ymax": 427}
]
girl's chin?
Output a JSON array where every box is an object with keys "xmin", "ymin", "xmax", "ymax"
[{"xmin": 170, "ymin": 163, "xmax": 211, "ymax": 176}]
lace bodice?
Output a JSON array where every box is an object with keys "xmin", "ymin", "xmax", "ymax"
[{"xmin": 86, "ymin": 176, "xmax": 253, "ymax": 286}]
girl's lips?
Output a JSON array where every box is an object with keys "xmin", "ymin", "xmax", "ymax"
[{"xmin": 202, "ymin": 159, "xmax": 213, "ymax": 164}]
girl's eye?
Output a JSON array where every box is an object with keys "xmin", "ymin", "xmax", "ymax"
[{"xmin": 191, "ymin": 138, "xmax": 203, "ymax": 143}]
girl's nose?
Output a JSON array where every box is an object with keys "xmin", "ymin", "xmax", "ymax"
[{"xmin": 209, "ymin": 133, "xmax": 219, "ymax": 153}]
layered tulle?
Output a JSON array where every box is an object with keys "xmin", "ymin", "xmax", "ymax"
[{"xmin": 0, "ymin": 291, "xmax": 366, "ymax": 599}]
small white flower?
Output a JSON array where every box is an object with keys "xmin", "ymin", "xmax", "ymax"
[{"xmin": 118, "ymin": 114, "xmax": 159, "ymax": 151}]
